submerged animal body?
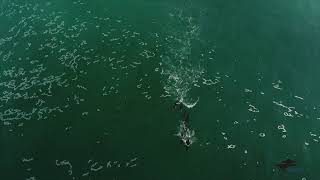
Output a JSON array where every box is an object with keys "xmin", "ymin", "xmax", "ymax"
[
  {"xmin": 183, "ymin": 111, "xmax": 190, "ymax": 124},
  {"xmin": 282, "ymin": 159, "xmax": 296, "ymax": 165},
  {"xmin": 275, "ymin": 159, "xmax": 297, "ymax": 170}
]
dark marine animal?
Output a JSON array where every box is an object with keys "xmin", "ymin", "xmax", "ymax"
[{"xmin": 275, "ymin": 159, "xmax": 297, "ymax": 170}]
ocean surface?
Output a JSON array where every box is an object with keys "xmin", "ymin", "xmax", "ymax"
[{"xmin": 1, "ymin": 0, "xmax": 319, "ymax": 179}]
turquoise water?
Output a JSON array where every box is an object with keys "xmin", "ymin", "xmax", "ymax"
[{"xmin": 1, "ymin": 0, "xmax": 319, "ymax": 179}]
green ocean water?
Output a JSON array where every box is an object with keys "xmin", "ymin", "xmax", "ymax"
[{"xmin": 1, "ymin": 0, "xmax": 320, "ymax": 179}]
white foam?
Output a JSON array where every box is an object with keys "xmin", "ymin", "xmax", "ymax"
[{"xmin": 180, "ymin": 97, "xmax": 199, "ymax": 109}]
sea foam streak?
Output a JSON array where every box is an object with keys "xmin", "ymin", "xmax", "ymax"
[{"xmin": 160, "ymin": 9, "xmax": 204, "ymax": 110}]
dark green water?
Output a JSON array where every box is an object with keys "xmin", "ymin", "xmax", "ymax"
[{"xmin": 1, "ymin": 0, "xmax": 319, "ymax": 179}]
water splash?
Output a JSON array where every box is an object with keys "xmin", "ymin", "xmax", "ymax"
[
  {"xmin": 161, "ymin": 9, "xmax": 204, "ymax": 109},
  {"xmin": 175, "ymin": 120, "xmax": 197, "ymax": 146}
]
